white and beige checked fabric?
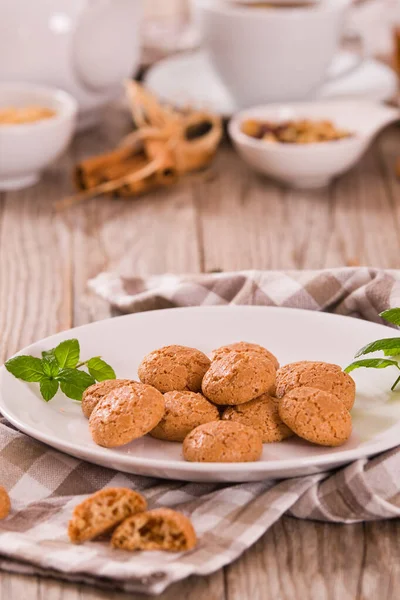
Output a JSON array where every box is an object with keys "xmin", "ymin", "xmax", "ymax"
[{"xmin": 2, "ymin": 267, "xmax": 400, "ymax": 595}]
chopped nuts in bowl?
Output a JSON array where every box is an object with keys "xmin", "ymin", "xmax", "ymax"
[
  {"xmin": 240, "ymin": 118, "xmax": 353, "ymax": 144},
  {"xmin": 229, "ymin": 100, "xmax": 399, "ymax": 189}
]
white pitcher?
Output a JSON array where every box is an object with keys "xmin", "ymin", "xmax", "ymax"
[{"xmin": 0, "ymin": 0, "xmax": 143, "ymax": 128}]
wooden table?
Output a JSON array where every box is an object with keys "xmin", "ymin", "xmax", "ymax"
[{"xmin": 0, "ymin": 106, "xmax": 400, "ymax": 600}]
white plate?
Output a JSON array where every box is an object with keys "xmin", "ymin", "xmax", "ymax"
[
  {"xmin": 1, "ymin": 306, "xmax": 400, "ymax": 483},
  {"xmin": 144, "ymin": 50, "xmax": 397, "ymax": 117}
]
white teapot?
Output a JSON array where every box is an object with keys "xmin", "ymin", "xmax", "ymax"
[{"xmin": 0, "ymin": 0, "xmax": 143, "ymax": 128}]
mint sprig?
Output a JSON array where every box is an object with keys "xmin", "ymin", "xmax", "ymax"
[
  {"xmin": 5, "ymin": 339, "xmax": 116, "ymax": 402},
  {"xmin": 345, "ymin": 308, "xmax": 400, "ymax": 391}
]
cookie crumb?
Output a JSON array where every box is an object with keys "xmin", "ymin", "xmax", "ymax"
[
  {"xmin": 111, "ymin": 508, "xmax": 196, "ymax": 552},
  {"xmin": 68, "ymin": 488, "xmax": 147, "ymax": 543},
  {"xmin": 0, "ymin": 487, "xmax": 10, "ymax": 520}
]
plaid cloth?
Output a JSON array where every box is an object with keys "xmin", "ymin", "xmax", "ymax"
[{"xmin": 2, "ymin": 267, "xmax": 400, "ymax": 595}]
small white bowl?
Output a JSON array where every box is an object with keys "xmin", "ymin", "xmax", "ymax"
[
  {"xmin": 0, "ymin": 83, "xmax": 77, "ymax": 190},
  {"xmin": 229, "ymin": 100, "xmax": 399, "ymax": 189}
]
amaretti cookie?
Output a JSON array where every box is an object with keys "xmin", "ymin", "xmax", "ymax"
[
  {"xmin": 0, "ymin": 486, "xmax": 10, "ymax": 520},
  {"xmin": 89, "ymin": 382, "xmax": 165, "ymax": 448},
  {"xmin": 211, "ymin": 341, "xmax": 279, "ymax": 370},
  {"xmin": 68, "ymin": 488, "xmax": 147, "ymax": 543},
  {"xmin": 183, "ymin": 421, "xmax": 263, "ymax": 462},
  {"xmin": 222, "ymin": 393, "xmax": 292, "ymax": 443},
  {"xmin": 82, "ymin": 379, "xmax": 134, "ymax": 418},
  {"xmin": 138, "ymin": 345, "xmax": 210, "ymax": 393},
  {"xmin": 279, "ymin": 386, "xmax": 352, "ymax": 447},
  {"xmin": 202, "ymin": 350, "xmax": 275, "ymax": 405},
  {"xmin": 276, "ymin": 361, "xmax": 356, "ymax": 410},
  {"xmin": 111, "ymin": 508, "xmax": 197, "ymax": 552},
  {"xmin": 150, "ymin": 390, "xmax": 219, "ymax": 442}
]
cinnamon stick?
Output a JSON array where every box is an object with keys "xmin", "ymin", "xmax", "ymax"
[{"xmin": 75, "ymin": 145, "xmax": 135, "ymax": 190}]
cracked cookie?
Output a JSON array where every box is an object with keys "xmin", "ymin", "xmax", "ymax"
[
  {"xmin": 275, "ymin": 361, "xmax": 356, "ymax": 410},
  {"xmin": 68, "ymin": 487, "xmax": 147, "ymax": 543},
  {"xmin": 150, "ymin": 390, "xmax": 220, "ymax": 442},
  {"xmin": 82, "ymin": 379, "xmax": 134, "ymax": 418},
  {"xmin": 111, "ymin": 507, "xmax": 197, "ymax": 552},
  {"xmin": 211, "ymin": 341, "xmax": 279, "ymax": 370},
  {"xmin": 202, "ymin": 350, "xmax": 276, "ymax": 405},
  {"xmin": 89, "ymin": 382, "xmax": 165, "ymax": 448},
  {"xmin": 183, "ymin": 420, "xmax": 263, "ymax": 462},
  {"xmin": 222, "ymin": 393, "xmax": 292, "ymax": 443},
  {"xmin": 279, "ymin": 386, "xmax": 352, "ymax": 447},
  {"xmin": 138, "ymin": 345, "xmax": 210, "ymax": 393}
]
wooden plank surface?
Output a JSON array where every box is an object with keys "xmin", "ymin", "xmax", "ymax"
[{"xmin": 0, "ymin": 109, "xmax": 400, "ymax": 599}]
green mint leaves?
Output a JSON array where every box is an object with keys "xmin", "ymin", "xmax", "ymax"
[
  {"xmin": 52, "ymin": 339, "xmax": 80, "ymax": 369},
  {"xmin": 57, "ymin": 368, "xmax": 98, "ymax": 401},
  {"xmin": 5, "ymin": 339, "xmax": 116, "ymax": 402},
  {"xmin": 86, "ymin": 357, "xmax": 116, "ymax": 382},
  {"xmin": 345, "ymin": 308, "xmax": 400, "ymax": 391},
  {"xmin": 5, "ymin": 356, "xmax": 46, "ymax": 382}
]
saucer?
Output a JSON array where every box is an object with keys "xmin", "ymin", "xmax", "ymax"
[{"xmin": 144, "ymin": 50, "xmax": 398, "ymax": 117}]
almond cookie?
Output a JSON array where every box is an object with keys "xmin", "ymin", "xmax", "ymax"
[
  {"xmin": 202, "ymin": 350, "xmax": 275, "ymax": 405},
  {"xmin": 138, "ymin": 345, "xmax": 210, "ymax": 393},
  {"xmin": 82, "ymin": 379, "xmax": 134, "ymax": 418},
  {"xmin": 89, "ymin": 382, "xmax": 165, "ymax": 448},
  {"xmin": 222, "ymin": 393, "xmax": 292, "ymax": 443},
  {"xmin": 211, "ymin": 341, "xmax": 279, "ymax": 370},
  {"xmin": 150, "ymin": 390, "xmax": 220, "ymax": 442},
  {"xmin": 279, "ymin": 386, "xmax": 352, "ymax": 447},
  {"xmin": 111, "ymin": 508, "xmax": 196, "ymax": 552},
  {"xmin": 68, "ymin": 487, "xmax": 147, "ymax": 544},
  {"xmin": 275, "ymin": 361, "xmax": 356, "ymax": 410},
  {"xmin": 183, "ymin": 421, "xmax": 263, "ymax": 462},
  {"xmin": 0, "ymin": 487, "xmax": 10, "ymax": 520}
]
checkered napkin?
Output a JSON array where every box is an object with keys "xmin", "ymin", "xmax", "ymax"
[{"xmin": 2, "ymin": 267, "xmax": 400, "ymax": 595}]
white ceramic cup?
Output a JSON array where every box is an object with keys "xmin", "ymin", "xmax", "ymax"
[{"xmin": 194, "ymin": 0, "xmax": 352, "ymax": 108}]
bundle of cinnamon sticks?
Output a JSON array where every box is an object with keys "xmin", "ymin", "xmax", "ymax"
[{"xmin": 58, "ymin": 82, "xmax": 222, "ymax": 210}]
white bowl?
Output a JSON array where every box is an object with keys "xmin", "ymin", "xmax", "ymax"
[
  {"xmin": 0, "ymin": 83, "xmax": 77, "ymax": 190},
  {"xmin": 229, "ymin": 100, "xmax": 399, "ymax": 189}
]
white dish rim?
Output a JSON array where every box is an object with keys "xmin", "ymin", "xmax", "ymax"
[
  {"xmin": 194, "ymin": 0, "xmax": 349, "ymax": 18},
  {"xmin": 1, "ymin": 305, "xmax": 399, "ymax": 478},
  {"xmin": 0, "ymin": 81, "xmax": 78, "ymax": 132}
]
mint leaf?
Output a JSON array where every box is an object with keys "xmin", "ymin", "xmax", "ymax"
[
  {"xmin": 56, "ymin": 368, "xmax": 95, "ymax": 401},
  {"xmin": 40, "ymin": 379, "xmax": 59, "ymax": 402},
  {"xmin": 87, "ymin": 357, "xmax": 116, "ymax": 382},
  {"xmin": 381, "ymin": 309, "xmax": 400, "ymax": 327},
  {"xmin": 344, "ymin": 358, "xmax": 400, "ymax": 374},
  {"xmin": 383, "ymin": 348, "xmax": 400, "ymax": 357},
  {"xmin": 5, "ymin": 338, "xmax": 116, "ymax": 403},
  {"xmin": 354, "ymin": 338, "xmax": 400, "ymax": 358},
  {"xmin": 41, "ymin": 355, "xmax": 60, "ymax": 378},
  {"xmin": 5, "ymin": 356, "xmax": 45, "ymax": 382},
  {"xmin": 54, "ymin": 339, "xmax": 80, "ymax": 369}
]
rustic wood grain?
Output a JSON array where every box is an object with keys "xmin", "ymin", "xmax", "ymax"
[
  {"xmin": 197, "ymin": 132, "xmax": 400, "ymax": 272},
  {"xmin": 225, "ymin": 517, "xmax": 365, "ymax": 600},
  {"xmin": 0, "ymin": 159, "xmax": 72, "ymax": 363},
  {"xmin": 1, "ymin": 110, "xmax": 400, "ymax": 599}
]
